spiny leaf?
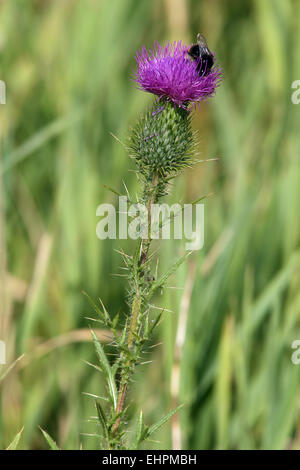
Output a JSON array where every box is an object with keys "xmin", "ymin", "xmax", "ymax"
[
  {"xmin": 84, "ymin": 360, "xmax": 103, "ymax": 373},
  {"xmin": 84, "ymin": 316, "xmax": 102, "ymax": 324},
  {"xmin": 80, "ymin": 432, "xmax": 103, "ymax": 439},
  {"xmin": 112, "ymin": 313, "xmax": 119, "ymax": 329},
  {"xmin": 39, "ymin": 427, "xmax": 60, "ymax": 450},
  {"xmin": 96, "ymin": 401, "xmax": 109, "ymax": 444},
  {"xmin": 158, "ymin": 193, "xmax": 212, "ymax": 230},
  {"xmin": 143, "ymin": 405, "xmax": 184, "ymax": 440},
  {"xmin": 111, "ymin": 361, "xmax": 120, "ymax": 377},
  {"xmin": 147, "ymin": 312, "xmax": 163, "ymax": 337},
  {"xmin": 82, "ymin": 392, "xmax": 109, "ymax": 402},
  {"xmin": 133, "ymin": 238, "xmax": 142, "ymax": 271},
  {"xmin": 119, "ymin": 319, "xmax": 128, "ymax": 346},
  {"xmin": 122, "ymin": 180, "xmax": 132, "ymax": 202},
  {"xmin": 6, "ymin": 427, "xmax": 24, "ymax": 450},
  {"xmin": 91, "ymin": 330, "xmax": 117, "ymax": 410},
  {"xmin": 82, "ymin": 291, "xmax": 110, "ymax": 325},
  {"xmin": 98, "ymin": 298, "xmax": 111, "ymax": 324},
  {"xmin": 108, "ymin": 407, "xmax": 128, "ymax": 430},
  {"xmin": 101, "ymin": 183, "xmax": 123, "ymax": 198},
  {"xmin": 147, "ymin": 251, "xmax": 192, "ymax": 299}
]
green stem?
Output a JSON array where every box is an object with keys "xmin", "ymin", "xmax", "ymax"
[
  {"xmin": 127, "ymin": 288, "xmax": 141, "ymax": 350},
  {"xmin": 111, "ymin": 173, "xmax": 160, "ymax": 442}
]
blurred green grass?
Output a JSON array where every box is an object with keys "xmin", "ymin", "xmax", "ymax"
[{"xmin": 1, "ymin": 0, "xmax": 300, "ymax": 450}]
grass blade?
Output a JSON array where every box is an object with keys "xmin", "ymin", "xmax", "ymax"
[
  {"xmin": 6, "ymin": 427, "xmax": 24, "ymax": 450},
  {"xmin": 39, "ymin": 427, "xmax": 60, "ymax": 450}
]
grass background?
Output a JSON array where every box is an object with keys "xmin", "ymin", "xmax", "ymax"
[{"xmin": 1, "ymin": 0, "xmax": 300, "ymax": 450}]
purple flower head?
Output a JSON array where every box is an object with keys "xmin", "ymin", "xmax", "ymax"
[{"xmin": 133, "ymin": 40, "xmax": 222, "ymax": 107}]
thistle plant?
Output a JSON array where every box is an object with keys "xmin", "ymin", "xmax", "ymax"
[{"xmin": 85, "ymin": 38, "xmax": 222, "ymax": 450}]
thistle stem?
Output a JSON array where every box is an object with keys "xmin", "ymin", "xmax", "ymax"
[
  {"xmin": 111, "ymin": 173, "xmax": 160, "ymax": 441},
  {"xmin": 127, "ymin": 288, "xmax": 141, "ymax": 350}
]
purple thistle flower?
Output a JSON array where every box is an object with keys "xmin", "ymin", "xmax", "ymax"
[{"xmin": 133, "ymin": 40, "xmax": 222, "ymax": 107}]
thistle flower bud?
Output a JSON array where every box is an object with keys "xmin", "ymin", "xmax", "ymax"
[{"xmin": 129, "ymin": 101, "xmax": 195, "ymax": 176}]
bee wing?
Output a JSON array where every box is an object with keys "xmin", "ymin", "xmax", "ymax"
[{"xmin": 197, "ymin": 33, "xmax": 208, "ymax": 48}]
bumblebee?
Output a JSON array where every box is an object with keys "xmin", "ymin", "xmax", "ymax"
[{"xmin": 188, "ymin": 33, "xmax": 214, "ymax": 76}]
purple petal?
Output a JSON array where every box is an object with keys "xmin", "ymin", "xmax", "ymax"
[{"xmin": 133, "ymin": 40, "xmax": 222, "ymax": 106}]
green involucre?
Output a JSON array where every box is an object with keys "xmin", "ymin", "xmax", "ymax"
[{"xmin": 128, "ymin": 102, "xmax": 196, "ymax": 175}]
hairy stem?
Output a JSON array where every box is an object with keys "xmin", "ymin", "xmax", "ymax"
[{"xmin": 111, "ymin": 173, "xmax": 160, "ymax": 441}]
